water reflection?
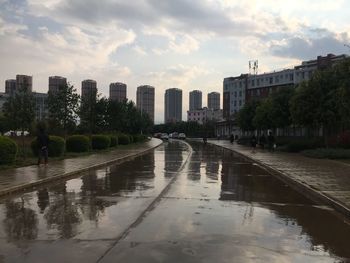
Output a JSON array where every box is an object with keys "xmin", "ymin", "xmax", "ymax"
[{"xmin": 3, "ymin": 198, "xmax": 38, "ymax": 242}]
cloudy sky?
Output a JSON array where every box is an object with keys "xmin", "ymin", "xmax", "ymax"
[{"xmin": 0, "ymin": 0, "xmax": 349, "ymax": 123}]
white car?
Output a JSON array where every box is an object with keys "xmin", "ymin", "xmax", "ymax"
[
  {"xmin": 161, "ymin": 133, "xmax": 169, "ymax": 140},
  {"xmin": 179, "ymin": 133, "xmax": 186, "ymax": 139}
]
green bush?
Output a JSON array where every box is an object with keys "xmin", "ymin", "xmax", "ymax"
[
  {"xmin": 284, "ymin": 138, "xmax": 324, "ymax": 153},
  {"xmin": 118, "ymin": 133, "xmax": 130, "ymax": 145},
  {"xmin": 66, "ymin": 135, "xmax": 90, "ymax": 152},
  {"xmin": 0, "ymin": 136, "xmax": 18, "ymax": 165},
  {"xmin": 91, "ymin": 135, "xmax": 111, "ymax": 150},
  {"xmin": 302, "ymin": 148, "xmax": 350, "ymax": 159},
  {"xmin": 133, "ymin": 134, "xmax": 147, "ymax": 143},
  {"xmin": 109, "ymin": 135, "xmax": 118, "ymax": 147},
  {"xmin": 31, "ymin": 136, "xmax": 65, "ymax": 157}
]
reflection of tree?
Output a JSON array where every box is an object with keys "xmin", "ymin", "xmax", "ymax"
[
  {"xmin": 3, "ymin": 199, "xmax": 38, "ymax": 241},
  {"xmin": 44, "ymin": 183, "xmax": 81, "ymax": 238},
  {"xmin": 37, "ymin": 188, "xmax": 50, "ymax": 214},
  {"xmin": 164, "ymin": 141, "xmax": 185, "ymax": 177}
]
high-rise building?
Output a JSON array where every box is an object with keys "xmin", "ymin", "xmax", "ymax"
[
  {"xmin": 5, "ymin": 79, "xmax": 16, "ymax": 95},
  {"xmin": 164, "ymin": 88, "xmax": 182, "ymax": 123},
  {"xmin": 137, "ymin": 85, "xmax": 155, "ymax": 122},
  {"xmin": 81, "ymin": 79, "xmax": 97, "ymax": 100},
  {"xmin": 16, "ymin": 75, "xmax": 32, "ymax": 93},
  {"xmin": 110, "ymin": 82, "xmax": 127, "ymax": 102},
  {"xmin": 223, "ymin": 74, "xmax": 248, "ymax": 119},
  {"xmin": 33, "ymin": 92, "xmax": 48, "ymax": 121},
  {"xmin": 189, "ymin": 90, "xmax": 202, "ymax": 111},
  {"xmin": 49, "ymin": 76, "xmax": 67, "ymax": 93},
  {"xmin": 208, "ymin": 92, "xmax": 220, "ymax": 110}
]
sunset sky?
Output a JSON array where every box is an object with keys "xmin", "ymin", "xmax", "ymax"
[{"xmin": 0, "ymin": 0, "xmax": 349, "ymax": 123}]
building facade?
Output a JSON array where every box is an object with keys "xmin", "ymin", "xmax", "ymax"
[
  {"xmin": 164, "ymin": 88, "xmax": 182, "ymax": 123},
  {"xmin": 189, "ymin": 90, "xmax": 202, "ymax": 111},
  {"xmin": 187, "ymin": 107, "xmax": 223, "ymax": 125},
  {"xmin": 223, "ymin": 74, "xmax": 248, "ymax": 119},
  {"xmin": 0, "ymin": 92, "xmax": 9, "ymax": 113},
  {"xmin": 207, "ymin": 92, "xmax": 220, "ymax": 110},
  {"xmin": 33, "ymin": 92, "xmax": 48, "ymax": 120},
  {"xmin": 16, "ymin": 75, "xmax": 32, "ymax": 93},
  {"xmin": 136, "ymin": 85, "xmax": 155, "ymax": 122},
  {"xmin": 5, "ymin": 79, "xmax": 16, "ymax": 95},
  {"xmin": 110, "ymin": 82, "xmax": 127, "ymax": 102},
  {"xmin": 49, "ymin": 76, "xmax": 67, "ymax": 93},
  {"xmin": 81, "ymin": 79, "xmax": 97, "ymax": 100}
]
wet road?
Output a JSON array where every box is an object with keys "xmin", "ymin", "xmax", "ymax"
[{"xmin": 0, "ymin": 141, "xmax": 349, "ymax": 262}]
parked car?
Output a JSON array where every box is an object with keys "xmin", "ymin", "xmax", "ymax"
[
  {"xmin": 179, "ymin": 133, "xmax": 186, "ymax": 140},
  {"xmin": 161, "ymin": 133, "xmax": 169, "ymax": 140},
  {"xmin": 4, "ymin": 130, "xmax": 29, "ymax": 136},
  {"xmin": 169, "ymin": 132, "xmax": 179, "ymax": 139}
]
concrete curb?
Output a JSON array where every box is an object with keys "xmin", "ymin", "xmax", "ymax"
[
  {"xmin": 208, "ymin": 142, "xmax": 350, "ymax": 218},
  {"xmin": 0, "ymin": 139, "xmax": 163, "ymax": 198}
]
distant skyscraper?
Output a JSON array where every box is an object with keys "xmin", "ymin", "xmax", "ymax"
[
  {"xmin": 189, "ymin": 90, "xmax": 202, "ymax": 111},
  {"xmin": 208, "ymin": 92, "xmax": 220, "ymax": 110},
  {"xmin": 110, "ymin": 82, "xmax": 127, "ymax": 102},
  {"xmin": 49, "ymin": 76, "xmax": 67, "ymax": 93},
  {"xmin": 81, "ymin": 79, "xmax": 97, "ymax": 99},
  {"xmin": 137, "ymin": 85, "xmax": 155, "ymax": 122},
  {"xmin": 5, "ymin": 79, "xmax": 16, "ymax": 95},
  {"xmin": 16, "ymin": 75, "xmax": 32, "ymax": 93},
  {"xmin": 164, "ymin": 88, "xmax": 182, "ymax": 123}
]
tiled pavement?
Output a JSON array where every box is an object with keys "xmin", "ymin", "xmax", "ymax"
[
  {"xmin": 0, "ymin": 138, "xmax": 162, "ymax": 196},
  {"xmin": 208, "ymin": 139, "xmax": 350, "ymax": 217}
]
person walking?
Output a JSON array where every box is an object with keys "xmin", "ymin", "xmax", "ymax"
[
  {"xmin": 267, "ymin": 131, "xmax": 275, "ymax": 152},
  {"xmin": 251, "ymin": 134, "xmax": 257, "ymax": 152},
  {"xmin": 230, "ymin": 134, "xmax": 234, "ymax": 144},
  {"xmin": 37, "ymin": 127, "xmax": 49, "ymax": 166},
  {"xmin": 259, "ymin": 133, "xmax": 266, "ymax": 150}
]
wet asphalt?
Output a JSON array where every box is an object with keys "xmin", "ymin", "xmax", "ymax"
[{"xmin": 0, "ymin": 140, "xmax": 349, "ymax": 263}]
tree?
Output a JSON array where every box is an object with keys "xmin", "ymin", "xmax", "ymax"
[
  {"xmin": 269, "ymin": 87, "xmax": 294, "ymax": 130},
  {"xmin": 253, "ymin": 98, "xmax": 273, "ymax": 131},
  {"xmin": 0, "ymin": 114, "xmax": 9, "ymax": 135},
  {"xmin": 48, "ymin": 83, "xmax": 79, "ymax": 137},
  {"xmin": 78, "ymin": 88, "xmax": 98, "ymax": 134},
  {"xmin": 3, "ymin": 83, "xmax": 35, "ymax": 158},
  {"xmin": 237, "ymin": 100, "xmax": 260, "ymax": 132}
]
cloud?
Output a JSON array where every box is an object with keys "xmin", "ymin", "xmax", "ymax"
[{"xmin": 270, "ymin": 29, "xmax": 350, "ymax": 60}]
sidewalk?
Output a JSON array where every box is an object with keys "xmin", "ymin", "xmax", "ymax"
[
  {"xmin": 0, "ymin": 138, "xmax": 162, "ymax": 197},
  {"xmin": 208, "ymin": 139, "xmax": 350, "ymax": 217}
]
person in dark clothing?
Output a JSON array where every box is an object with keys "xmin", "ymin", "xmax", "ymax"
[
  {"xmin": 251, "ymin": 135, "xmax": 257, "ymax": 152},
  {"xmin": 37, "ymin": 128, "xmax": 49, "ymax": 165},
  {"xmin": 230, "ymin": 134, "xmax": 234, "ymax": 144},
  {"xmin": 259, "ymin": 133, "xmax": 266, "ymax": 150},
  {"xmin": 267, "ymin": 131, "xmax": 275, "ymax": 152}
]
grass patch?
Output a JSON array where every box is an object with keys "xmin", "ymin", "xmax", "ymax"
[{"xmin": 302, "ymin": 148, "xmax": 350, "ymax": 159}]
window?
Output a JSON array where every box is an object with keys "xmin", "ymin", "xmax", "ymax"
[
  {"xmin": 234, "ymin": 101, "xmax": 237, "ymax": 106},
  {"xmin": 234, "ymin": 91, "xmax": 237, "ymax": 97},
  {"xmin": 302, "ymin": 72, "xmax": 305, "ymax": 79},
  {"xmin": 239, "ymin": 82, "xmax": 242, "ymax": 88},
  {"xmin": 269, "ymin": 77, "xmax": 273, "ymax": 84},
  {"xmin": 239, "ymin": 100, "xmax": 242, "ymax": 106},
  {"xmin": 290, "ymin": 74, "xmax": 294, "ymax": 81},
  {"xmin": 257, "ymin": 79, "xmax": 260, "ymax": 86},
  {"xmin": 251, "ymin": 79, "xmax": 255, "ymax": 87},
  {"xmin": 239, "ymin": 91, "xmax": 242, "ymax": 97},
  {"xmin": 275, "ymin": 76, "xmax": 279, "ymax": 83}
]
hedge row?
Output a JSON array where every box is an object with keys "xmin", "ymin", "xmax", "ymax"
[
  {"xmin": 0, "ymin": 136, "xmax": 18, "ymax": 165},
  {"xmin": 0, "ymin": 133, "xmax": 149, "ymax": 165}
]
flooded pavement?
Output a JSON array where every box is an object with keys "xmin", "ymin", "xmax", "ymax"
[{"xmin": 0, "ymin": 141, "xmax": 349, "ymax": 262}]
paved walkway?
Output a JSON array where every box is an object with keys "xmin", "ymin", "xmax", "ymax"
[
  {"xmin": 208, "ymin": 139, "xmax": 350, "ymax": 217},
  {"xmin": 0, "ymin": 138, "xmax": 162, "ymax": 197}
]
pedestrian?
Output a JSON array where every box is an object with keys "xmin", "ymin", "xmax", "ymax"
[
  {"xmin": 203, "ymin": 135, "xmax": 207, "ymax": 145},
  {"xmin": 230, "ymin": 134, "xmax": 234, "ymax": 144},
  {"xmin": 267, "ymin": 131, "xmax": 275, "ymax": 152},
  {"xmin": 251, "ymin": 134, "xmax": 257, "ymax": 152},
  {"xmin": 259, "ymin": 133, "xmax": 266, "ymax": 150},
  {"xmin": 37, "ymin": 127, "xmax": 49, "ymax": 166}
]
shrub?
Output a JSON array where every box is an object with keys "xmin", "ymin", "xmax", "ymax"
[
  {"xmin": 31, "ymin": 136, "xmax": 65, "ymax": 157},
  {"xmin": 285, "ymin": 138, "xmax": 324, "ymax": 152},
  {"xmin": 302, "ymin": 148, "xmax": 350, "ymax": 159},
  {"xmin": 0, "ymin": 136, "xmax": 18, "ymax": 165},
  {"xmin": 133, "ymin": 134, "xmax": 147, "ymax": 142},
  {"xmin": 91, "ymin": 135, "xmax": 111, "ymax": 150},
  {"xmin": 66, "ymin": 135, "xmax": 90, "ymax": 152},
  {"xmin": 109, "ymin": 135, "xmax": 118, "ymax": 147},
  {"xmin": 118, "ymin": 133, "xmax": 130, "ymax": 145}
]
